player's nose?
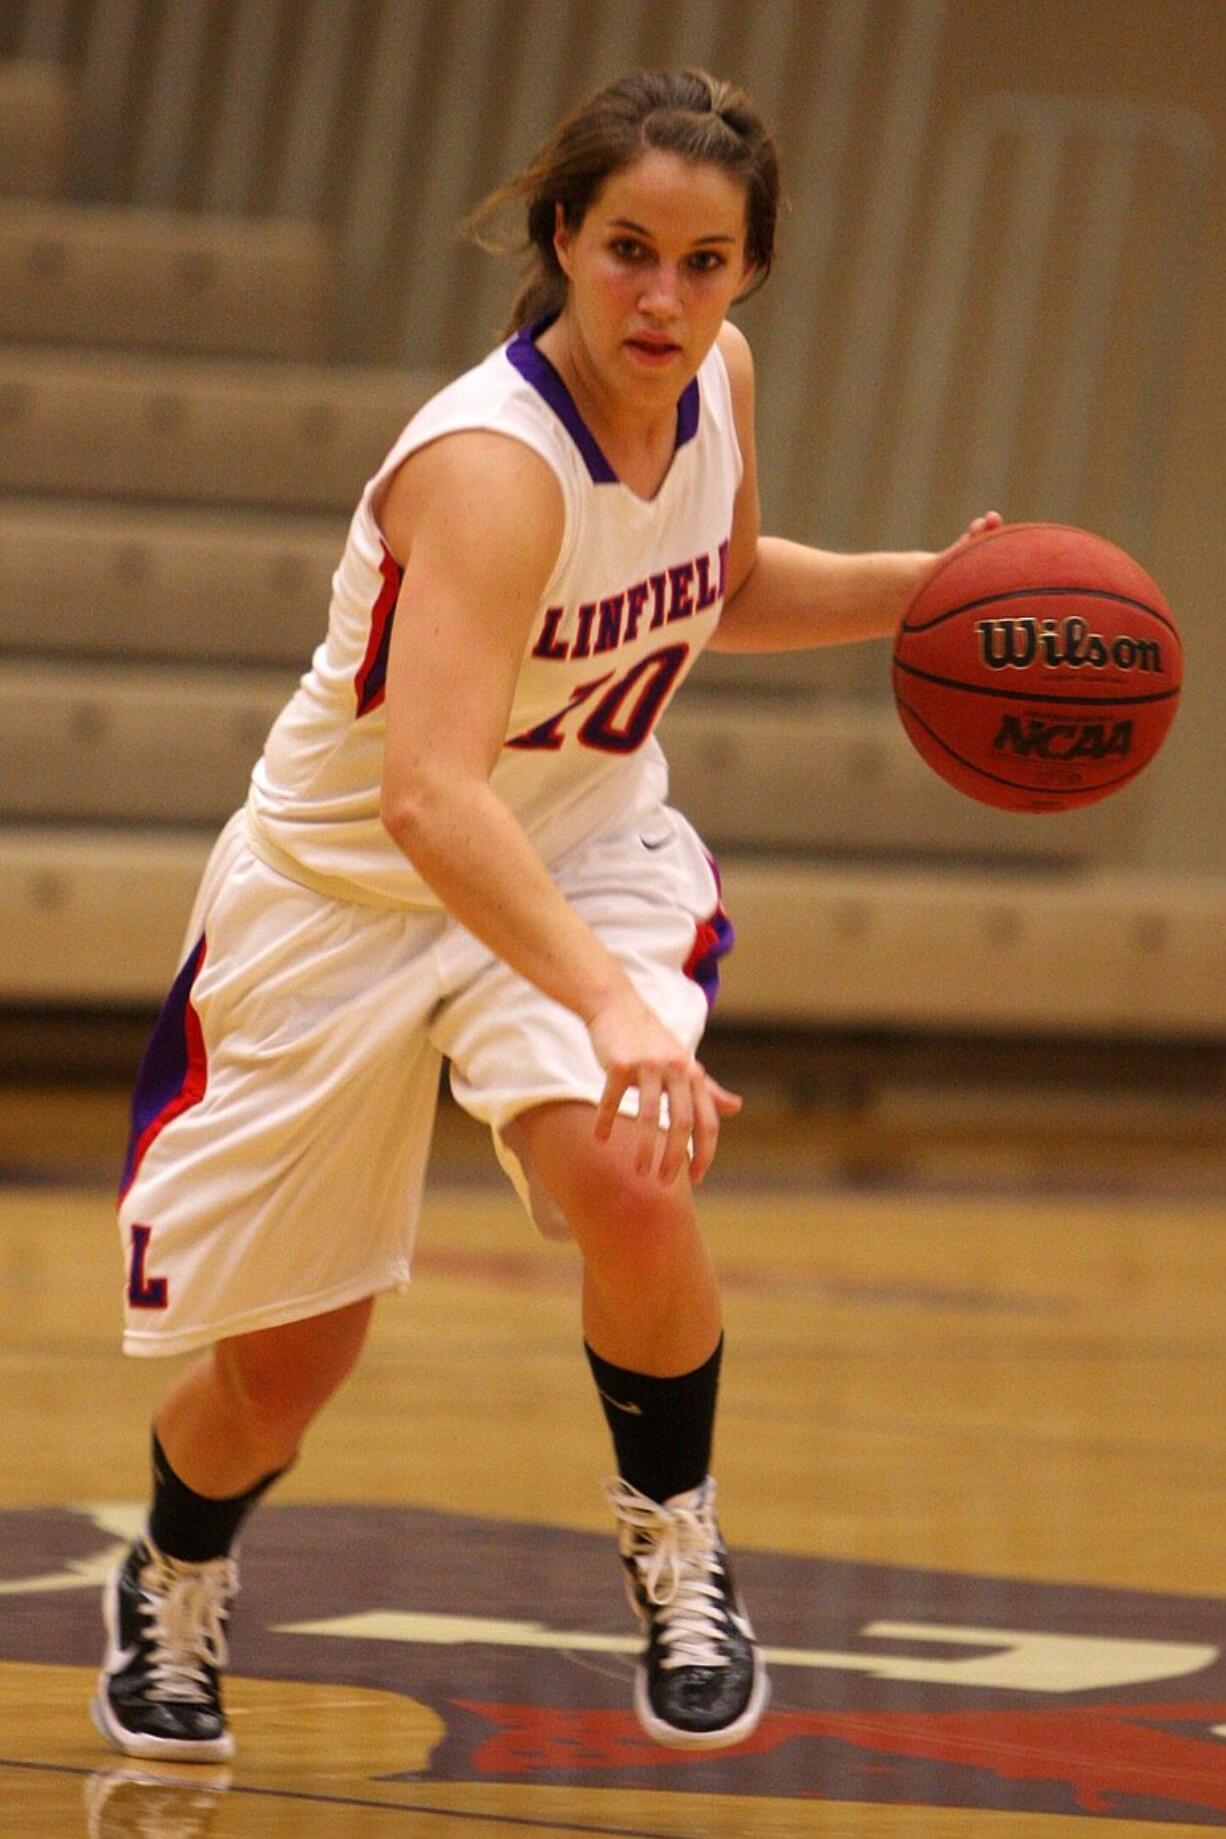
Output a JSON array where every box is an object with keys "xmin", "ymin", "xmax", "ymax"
[{"xmin": 638, "ymin": 263, "xmax": 683, "ymax": 316}]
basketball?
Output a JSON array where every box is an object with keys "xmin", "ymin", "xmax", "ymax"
[{"xmin": 891, "ymin": 522, "xmax": 1182, "ymax": 813}]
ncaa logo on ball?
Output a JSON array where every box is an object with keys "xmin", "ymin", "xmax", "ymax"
[{"xmin": 992, "ymin": 715, "xmax": 1134, "ymax": 763}]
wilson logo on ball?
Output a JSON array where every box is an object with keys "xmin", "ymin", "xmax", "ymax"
[
  {"xmin": 975, "ymin": 616, "xmax": 1164, "ymax": 673},
  {"xmin": 992, "ymin": 716, "xmax": 1134, "ymax": 762}
]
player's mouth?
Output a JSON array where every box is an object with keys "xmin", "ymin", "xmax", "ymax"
[{"xmin": 625, "ymin": 334, "xmax": 683, "ymax": 366}]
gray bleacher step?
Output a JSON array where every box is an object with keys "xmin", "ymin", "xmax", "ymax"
[
  {"xmin": 0, "ymin": 347, "xmax": 442, "ymax": 512},
  {"xmin": 0, "ymin": 500, "xmax": 913, "ymax": 698},
  {"xmin": 0, "ymin": 661, "xmax": 292, "ymax": 825},
  {"xmin": 716, "ymin": 859, "xmax": 1226, "ymax": 1038},
  {"xmin": 1, "ymin": 825, "xmax": 1220, "ymax": 1035},
  {"xmin": 0, "ymin": 827, "xmax": 210, "ymax": 1001},
  {"xmin": 661, "ymin": 700, "xmax": 1131, "ymax": 861},
  {"xmin": 0, "ymin": 659, "xmax": 1129, "ymax": 863},
  {"xmin": 0, "ymin": 499, "xmax": 345, "ymax": 665},
  {"xmin": 0, "ymin": 200, "xmax": 336, "ymax": 361}
]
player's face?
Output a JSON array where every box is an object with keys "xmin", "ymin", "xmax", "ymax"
[{"xmin": 553, "ymin": 150, "xmax": 753, "ymax": 405}]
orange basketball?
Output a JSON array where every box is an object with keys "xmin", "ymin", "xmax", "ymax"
[{"xmin": 891, "ymin": 522, "xmax": 1182, "ymax": 812}]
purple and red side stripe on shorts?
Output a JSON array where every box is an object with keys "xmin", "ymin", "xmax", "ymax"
[
  {"xmin": 119, "ymin": 934, "xmax": 209, "ymax": 1202},
  {"xmin": 685, "ymin": 856, "xmax": 736, "ymax": 1008}
]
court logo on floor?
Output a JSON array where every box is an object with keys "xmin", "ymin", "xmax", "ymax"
[{"xmin": 5, "ymin": 1503, "xmax": 1226, "ymax": 1823}]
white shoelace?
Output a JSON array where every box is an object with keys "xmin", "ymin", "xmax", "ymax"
[
  {"xmin": 137, "ymin": 1551, "xmax": 237, "ymax": 1704},
  {"xmin": 607, "ymin": 1480, "xmax": 732, "ymax": 1672}
]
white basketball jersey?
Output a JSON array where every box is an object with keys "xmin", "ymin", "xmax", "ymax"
[{"xmin": 246, "ymin": 321, "xmax": 743, "ymax": 908}]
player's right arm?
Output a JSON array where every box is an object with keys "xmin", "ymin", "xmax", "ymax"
[{"xmin": 377, "ymin": 433, "xmax": 738, "ymax": 1183}]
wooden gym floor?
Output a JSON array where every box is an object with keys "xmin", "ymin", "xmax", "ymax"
[{"xmin": 3, "ymin": 1051, "xmax": 1226, "ymax": 1836}]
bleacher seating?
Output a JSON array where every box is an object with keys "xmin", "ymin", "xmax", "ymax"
[
  {"xmin": 0, "ymin": 347, "xmax": 437, "ymax": 511},
  {"xmin": 1, "ymin": 53, "xmax": 1221, "ymax": 1040},
  {"xmin": 0, "ymin": 500, "xmax": 342, "ymax": 664},
  {"xmin": 0, "ymin": 199, "xmax": 336, "ymax": 360}
]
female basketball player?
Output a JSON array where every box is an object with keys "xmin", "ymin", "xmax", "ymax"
[{"xmin": 95, "ymin": 69, "xmax": 999, "ymax": 1762}]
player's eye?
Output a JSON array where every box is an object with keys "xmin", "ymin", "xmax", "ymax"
[
  {"xmin": 610, "ymin": 237, "xmax": 647, "ymax": 262},
  {"xmin": 688, "ymin": 250, "xmax": 727, "ymax": 273}
]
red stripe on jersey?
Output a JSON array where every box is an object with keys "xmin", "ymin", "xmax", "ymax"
[{"xmin": 354, "ymin": 542, "xmax": 404, "ymax": 717}]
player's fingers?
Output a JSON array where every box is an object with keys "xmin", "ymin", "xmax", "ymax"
[
  {"xmin": 634, "ymin": 1070, "xmax": 664, "ymax": 1177},
  {"xmin": 688, "ymin": 1076, "xmax": 722, "ymax": 1187},
  {"xmin": 657, "ymin": 1072, "xmax": 695, "ymax": 1187},
  {"xmin": 594, "ymin": 1066, "xmax": 631, "ymax": 1141},
  {"xmin": 706, "ymin": 1075, "xmax": 743, "ymax": 1116}
]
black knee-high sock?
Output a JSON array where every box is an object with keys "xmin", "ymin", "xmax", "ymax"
[
  {"xmin": 585, "ymin": 1336, "xmax": 723, "ymax": 1504},
  {"xmin": 148, "ymin": 1431, "xmax": 285, "ymax": 1564}
]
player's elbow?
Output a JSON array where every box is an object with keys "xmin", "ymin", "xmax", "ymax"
[
  {"xmin": 379, "ymin": 772, "xmax": 434, "ymax": 858},
  {"xmin": 380, "ymin": 759, "xmax": 476, "ymax": 869}
]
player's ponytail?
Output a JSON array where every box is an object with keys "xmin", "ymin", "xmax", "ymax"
[{"xmin": 465, "ymin": 68, "xmax": 781, "ymax": 340}]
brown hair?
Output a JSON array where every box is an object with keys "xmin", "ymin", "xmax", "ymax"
[{"xmin": 466, "ymin": 68, "xmax": 781, "ymax": 336}]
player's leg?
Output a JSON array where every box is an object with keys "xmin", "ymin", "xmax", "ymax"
[
  {"xmin": 93, "ymin": 1299, "xmax": 374, "ymax": 1763},
  {"xmin": 507, "ymin": 1099, "xmax": 720, "ymax": 1372},
  {"xmin": 503, "ymin": 1100, "xmax": 767, "ymax": 1751},
  {"xmin": 440, "ymin": 803, "xmax": 764, "ymax": 1747},
  {"xmin": 98, "ymin": 841, "xmax": 448, "ymax": 1763},
  {"xmin": 155, "ymin": 1294, "xmax": 375, "ymax": 1496}
]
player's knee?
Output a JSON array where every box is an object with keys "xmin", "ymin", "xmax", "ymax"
[
  {"xmin": 511, "ymin": 1105, "xmax": 700, "ymax": 1262},
  {"xmin": 570, "ymin": 1154, "xmax": 697, "ymax": 1265}
]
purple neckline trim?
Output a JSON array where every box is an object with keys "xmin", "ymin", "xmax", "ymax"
[{"xmin": 506, "ymin": 315, "xmax": 700, "ymax": 487}]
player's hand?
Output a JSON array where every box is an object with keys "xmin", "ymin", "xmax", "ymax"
[
  {"xmin": 952, "ymin": 510, "xmax": 1003, "ymax": 548},
  {"xmin": 587, "ymin": 992, "xmax": 742, "ymax": 1187},
  {"xmin": 896, "ymin": 514, "xmax": 1004, "ymax": 622}
]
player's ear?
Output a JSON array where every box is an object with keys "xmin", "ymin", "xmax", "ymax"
[{"xmin": 552, "ymin": 200, "xmax": 575, "ymax": 280}]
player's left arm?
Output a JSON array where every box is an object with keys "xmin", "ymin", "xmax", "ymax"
[{"xmin": 710, "ymin": 322, "xmax": 999, "ymax": 653}]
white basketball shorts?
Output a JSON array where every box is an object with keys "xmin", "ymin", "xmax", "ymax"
[{"xmin": 116, "ymin": 804, "xmax": 733, "ymax": 1356}]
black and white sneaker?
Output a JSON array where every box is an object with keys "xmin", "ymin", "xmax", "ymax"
[
  {"xmin": 91, "ymin": 1536, "xmax": 237, "ymax": 1762},
  {"xmin": 608, "ymin": 1476, "xmax": 769, "ymax": 1750}
]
